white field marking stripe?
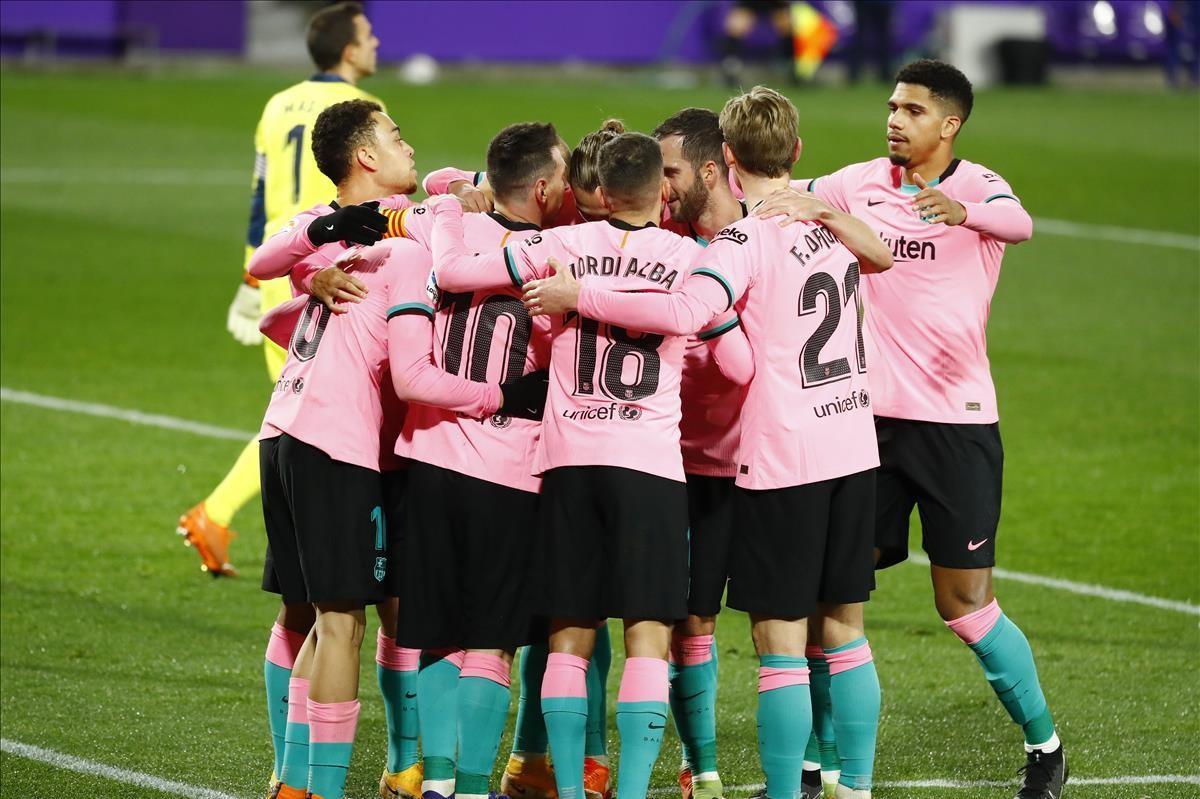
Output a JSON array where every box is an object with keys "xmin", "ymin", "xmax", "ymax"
[
  {"xmin": 5, "ymin": 385, "xmax": 1197, "ymax": 618},
  {"xmin": 1035, "ymin": 217, "xmax": 1200, "ymax": 251},
  {"xmin": 0, "ymin": 166, "xmax": 247, "ymax": 186},
  {"xmin": 650, "ymin": 775, "xmax": 1200, "ymax": 795},
  {"xmin": 906, "ymin": 551, "xmax": 1200, "ymax": 616},
  {"xmin": 1, "ymin": 738, "xmax": 246, "ymax": 799},
  {"xmin": 0, "ymin": 387, "xmax": 254, "ymax": 443}
]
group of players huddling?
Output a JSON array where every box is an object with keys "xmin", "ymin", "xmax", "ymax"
[{"xmin": 176, "ymin": 4, "xmax": 1070, "ymax": 799}]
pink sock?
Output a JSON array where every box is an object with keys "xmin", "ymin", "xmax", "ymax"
[
  {"xmin": 824, "ymin": 641, "xmax": 874, "ymax": 675},
  {"xmin": 542, "ymin": 652, "xmax": 588, "ymax": 699},
  {"xmin": 670, "ymin": 634, "xmax": 715, "ymax": 666},
  {"xmin": 287, "ymin": 677, "xmax": 311, "ymax": 725},
  {"xmin": 617, "ymin": 657, "xmax": 669, "ymax": 704},
  {"xmin": 266, "ymin": 623, "xmax": 306, "ymax": 669},
  {"xmin": 758, "ymin": 664, "xmax": 810, "ymax": 692},
  {"xmin": 376, "ymin": 628, "xmax": 420, "ymax": 671},
  {"xmin": 307, "ymin": 698, "xmax": 361, "ymax": 744},
  {"xmin": 946, "ymin": 599, "xmax": 1002, "ymax": 646},
  {"xmin": 461, "ymin": 652, "xmax": 512, "ymax": 687}
]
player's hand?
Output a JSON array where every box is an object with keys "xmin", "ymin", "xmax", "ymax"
[
  {"xmin": 226, "ymin": 282, "xmax": 262, "ymax": 346},
  {"xmin": 448, "ymin": 180, "xmax": 493, "ymax": 213},
  {"xmin": 753, "ymin": 186, "xmax": 833, "ymax": 226},
  {"xmin": 307, "ymin": 201, "xmax": 388, "ymax": 246},
  {"xmin": 522, "ymin": 257, "xmax": 580, "ymax": 316},
  {"xmin": 911, "ymin": 173, "xmax": 966, "ymax": 226},
  {"xmin": 498, "ymin": 369, "xmax": 550, "ymax": 421},
  {"xmin": 311, "ymin": 265, "xmax": 369, "ymax": 314}
]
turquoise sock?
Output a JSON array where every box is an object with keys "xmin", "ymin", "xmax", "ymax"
[
  {"xmin": 264, "ymin": 661, "xmax": 291, "ymax": 777},
  {"xmin": 757, "ymin": 655, "xmax": 811, "ymax": 799},
  {"xmin": 306, "ymin": 698, "xmax": 359, "ymax": 799},
  {"xmin": 377, "ymin": 663, "xmax": 420, "ymax": 772},
  {"xmin": 615, "ymin": 700, "xmax": 669, "ymax": 798},
  {"xmin": 809, "ymin": 654, "xmax": 841, "ymax": 772},
  {"xmin": 669, "ymin": 639, "xmax": 718, "ymax": 773},
  {"xmin": 279, "ymin": 678, "xmax": 310, "ymax": 790},
  {"xmin": 825, "ymin": 638, "xmax": 880, "ymax": 791},
  {"xmin": 544, "ymin": 696, "xmax": 588, "ymax": 799},
  {"xmin": 308, "ymin": 742, "xmax": 353, "ymax": 799},
  {"xmin": 419, "ymin": 651, "xmax": 462, "ymax": 781},
  {"xmin": 514, "ymin": 644, "xmax": 549, "ymax": 753},
  {"xmin": 586, "ymin": 624, "xmax": 612, "ymax": 757},
  {"xmin": 804, "ymin": 730, "xmax": 820, "ymax": 765},
  {"xmin": 456, "ymin": 670, "xmax": 512, "ymax": 795},
  {"xmin": 968, "ymin": 614, "xmax": 1055, "ymax": 745}
]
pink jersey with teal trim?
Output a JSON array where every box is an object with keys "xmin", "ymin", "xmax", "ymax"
[
  {"xmin": 431, "ymin": 202, "xmax": 705, "ymax": 482},
  {"xmin": 393, "ymin": 206, "xmax": 551, "ymax": 493},
  {"xmin": 680, "ymin": 313, "xmax": 746, "ymax": 477},
  {"xmin": 808, "ymin": 157, "xmax": 1029, "ymax": 424},
  {"xmin": 258, "ymin": 236, "xmax": 431, "ymax": 471}
]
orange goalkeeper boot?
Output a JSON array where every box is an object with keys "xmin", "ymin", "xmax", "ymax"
[{"xmin": 176, "ymin": 502, "xmax": 237, "ymax": 577}]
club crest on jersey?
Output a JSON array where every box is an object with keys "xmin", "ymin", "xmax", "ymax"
[
  {"xmin": 712, "ymin": 227, "xmax": 748, "ymax": 245},
  {"xmin": 373, "ymin": 556, "xmax": 387, "ymax": 582}
]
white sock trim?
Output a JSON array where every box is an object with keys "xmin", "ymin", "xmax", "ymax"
[
  {"xmin": 422, "ymin": 778, "xmax": 456, "ymax": 795},
  {"xmin": 1025, "ymin": 731, "xmax": 1061, "ymax": 753},
  {"xmin": 695, "ymin": 771, "xmax": 721, "ymax": 783},
  {"xmin": 803, "ymin": 760, "xmax": 822, "ymax": 772}
]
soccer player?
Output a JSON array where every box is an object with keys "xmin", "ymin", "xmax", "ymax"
[
  {"xmin": 429, "ymin": 132, "xmax": 754, "ymax": 799},
  {"xmin": 521, "ymin": 87, "xmax": 893, "ymax": 799},
  {"xmin": 791, "ymin": 59, "xmax": 1065, "ymax": 798},
  {"xmin": 177, "ymin": 0, "xmax": 384, "ymax": 578},
  {"xmin": 376, "ymin": 122, "xmax": 568, "ymax": 799}
]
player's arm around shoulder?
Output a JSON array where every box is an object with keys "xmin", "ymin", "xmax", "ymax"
[{"xmin": 247, "ymin": 209, "xmax": 326, "ymax": 281}]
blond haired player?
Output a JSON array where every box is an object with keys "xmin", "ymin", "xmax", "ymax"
[{"xmin": 177, "ymin": 1, "xmax": 384, "ymax": 577}]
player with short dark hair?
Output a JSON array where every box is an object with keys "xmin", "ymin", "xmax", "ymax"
[
  {"xmin": 521, "ymin": 86, "xmax": 893, "ymax": 799},
  {"xmin": 427, "ymin": 130, "xmax": 754, "ymax": 799},
  {"xmin": 791, "ymin": 58, "xmax": 1065, "ymax": 799},
  {"xmin": 306, "ymin": 1, "xmax": 373, "ymax": 72}
]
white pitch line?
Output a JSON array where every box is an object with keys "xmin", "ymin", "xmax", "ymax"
[
  {"xmin": 1, "ymin": 738, "xmax": 245, "ymax": 799},
  {"xmin": 4, "ymin": 385, "xmax": 1198, "ymax": 619},
  {"xmin": 1035, "ymin": 217, "xmax": 1200, "ymax": 252},
  {"xmin": 1, "ymin": 165, "xmax": 1198, "ymax": 252},
  {"xmin": 0, "ymin": 387, "xmax": 254, "ymax": 442},
  {"xmin": 907, "ymin": 552, "xmax": 1200, "ymax": 616}
]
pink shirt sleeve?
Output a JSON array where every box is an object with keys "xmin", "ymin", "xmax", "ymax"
[
  {"xmin": 430, "ymin": 199, "xmax": 556, "ymax": 291},
  {"xmin": 807, "ymin": 168, "xmax": 851, "ymax": 213},
  {"xmin": 385, "ymin": 252, "xmax": 502, "ymax": 417},
  {"xmin": 422, "ymin": 166, "xmax": 479, "ymax": 196},
  {"xmin": 576, "ymin": 269, "xmax": 730, "ymax": 337},
  {"xmin": 258, "ymin": 295, "xmax": 308, "ymax": 349},
  {"xmin": 956, "ymin": 170, "xmax": 1031, "ymax": 243},
  {"xmin": 698, "ymin": 313, "xmax": 754, "ymax": 385},
  {"xmin": 378, "ymin": 193, "xmax": 417, "ymax": 211},
  {"xmin": 247, "ymin": 209, "xmax": 331, "ymax": 280}
]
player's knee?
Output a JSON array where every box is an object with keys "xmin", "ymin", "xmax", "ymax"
[
  {"xmin": 674, "ymin": 614, "xmax": 716, "ymax": 638},
  {"xmin": 933, "ymin": 578, "xmax": 992, "ymax": 621},
  {"xmin": 314, "ymin": 607, "xmax": 366, "ymax": 648}
]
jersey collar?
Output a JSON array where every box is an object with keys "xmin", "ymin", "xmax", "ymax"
[
  {"xmin": 487, "ymin": 211, "xmax": 541, "ymax": 232},
  {"xmin": 894, "ymin": 158, "xmax": 962, "ymax": 193},
  {"xmin": 308, "ymin": 72, "xmax": 349, "ymax": 83},
  {"xmin": 606, "ymin": 218, "xmax": 657, "ymax": 231}
]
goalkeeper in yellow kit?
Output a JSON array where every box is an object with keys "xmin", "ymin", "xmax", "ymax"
[{"xmin": 177, "ymin": 1, "xmax": 385, "ymax": 576}]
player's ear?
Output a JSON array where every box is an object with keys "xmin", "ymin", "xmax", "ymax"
[
  {"xmin": 356, "ymin": 145, "xmax": 376, "ymax": 174},
  {"xmin": 941, "ymin": 115, "xmax": 961, "ymax": 141},
  {"xmin": 792, "ymin": 137, "xmax": 802, "ymax": 165},
  {"xmin": 722, "ymin": 142, "xmax": 736, "ymax": 171},
  {"xmin": 599, "ymin": 187, "xmax": 615, "ymax": 213},
  {"xmin": 661, "ymin": 177, "xmax": 670, "ymax": 202},
  {"xmin": 701, "ymin": 160, "xmax": 719, "ymax": 188},
  {"xmin": 534, "ymin": 177, "xmax": 549, "ymax": 208}
]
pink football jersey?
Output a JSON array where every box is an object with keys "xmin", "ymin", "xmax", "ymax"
[
  {"xmin": 576, "ymin": 214, "xmax": 880, "ymax": 490},
  {"xmin": 432, "ymin": 201, "xmax": 706, "ymax": 482},
  {"xmin": 680, "ymin": 312, "xmax": 749, "ymax": 477},
  {"xmin": 392, "ymin": 205, "xmax": 552, "ymax": 493},
  {"xmin": 258, "ymin": 237, "xmax": 433, "ymax": 471},
  {"xmin": 808, "ymin": 157, "xmax": 1031, "ymax": 424}
]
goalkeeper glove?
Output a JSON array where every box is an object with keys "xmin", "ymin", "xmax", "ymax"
[
  {"xmin": 499, "ymin": 370, "xmax": 550, "ymax": 421},
  {"xmin": 226, "ymin": 282, "xmax": 262, "ymax": 346},
  {"xmin": 307, "ymin": 201, "xmax": 388, "ymax": 246}
]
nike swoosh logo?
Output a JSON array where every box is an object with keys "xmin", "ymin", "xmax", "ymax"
[
  {"xmin": 326, "ymin": 224, "xmax": 335, "ymax": 230},
  {"xmin": 678, "ymin": 690, "xmax": 705, "ymax": 701},
  {"xmin": 648, "ymin": 722, "xmax": 666, "ymax": 729},
  {"xmin": 967, "ymin": 538, "xmax": 989, "ymax": 551},
  {"xmin": 867, "ymin": 199, "xmax": 884, "ymax": 206},
  {"xmin": 404, "ymin": 692, "xmax": 417, "ymax": 699}
]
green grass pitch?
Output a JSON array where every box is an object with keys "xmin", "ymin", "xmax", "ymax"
[{"xmin": 1, "ymin": 66, "xmax": 1197, "ymax": 798}]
